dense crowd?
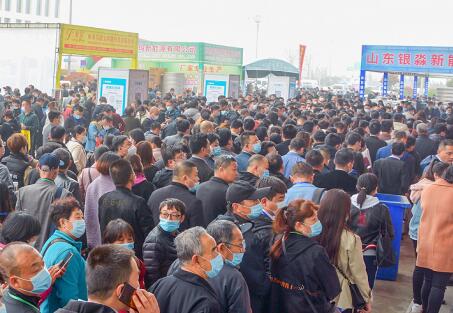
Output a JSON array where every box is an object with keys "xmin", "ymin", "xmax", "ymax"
[{"xmin": 0, "ymin": 83, "xmax": 452, "ymax": 313}]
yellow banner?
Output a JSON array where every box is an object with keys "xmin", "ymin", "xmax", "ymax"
[
  {"xmin": 59, "ymin": 24, "xmax": 138, "ymax": 59},
  {"xmin": 21, "ymin": 129, "xmax": 31, "ymax": 150}
]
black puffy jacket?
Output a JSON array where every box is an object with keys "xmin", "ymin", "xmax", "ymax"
[
  {"xmin": 142, "ymin": 225, "xmax": 178, "ymax": 288},
  {"xmin": 1, "ymin": 152, "xmax": 30, "ymax": 187}
]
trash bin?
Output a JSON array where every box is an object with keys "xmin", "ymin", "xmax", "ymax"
[{"xmin": 376, "ymin": 193, "xmax": 412, "ymax": 281}]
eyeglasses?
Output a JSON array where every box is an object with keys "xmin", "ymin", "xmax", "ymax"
[
  {"xmin": 222, "ymin": 240, "xmax": 246, "ymax": 252},
  {"xmin": 160, "ymin": 212, "xmax": 182, "ymax": 219}
]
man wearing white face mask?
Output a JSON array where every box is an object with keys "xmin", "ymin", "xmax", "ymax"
[
  {"xmin": 0, "ymin": 243, "xmax": 57, "ymax": 313},
  {"xmin": 40, "ymin": 197, "xmax": 88, "ymax": 313}
]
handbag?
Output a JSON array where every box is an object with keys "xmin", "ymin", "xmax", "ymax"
[
  {"xmin": 376, "ymin": 223, "xmax": 396, "ymax": 268},
  {"xmin": 334, "ymin": 265, "xmax": 366, "ymax": 310}
]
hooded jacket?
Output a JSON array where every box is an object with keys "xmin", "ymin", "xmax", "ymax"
[{"xmin": 349, "ymin": 194, "xmax": 394, "ymax": 247}]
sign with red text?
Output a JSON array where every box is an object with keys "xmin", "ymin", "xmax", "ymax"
[{"xmin": 361, "ymin": 45, "xmax": 453, "ymax": 74}]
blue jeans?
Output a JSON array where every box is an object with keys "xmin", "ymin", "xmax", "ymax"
[{"xmin": 363, "ymin": 255, "xmax": 378, "ymax": 290}]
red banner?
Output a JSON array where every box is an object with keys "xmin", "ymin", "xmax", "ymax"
[{"xmin": 299, "ymin": 45, "xmax": 306, "ymax": 87}]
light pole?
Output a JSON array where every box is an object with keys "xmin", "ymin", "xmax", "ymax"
[
  {"xmin": 67, "ymin": 0, "xmax": 73, "ymax": 73},
  {"xmin": 253, "ymin": 15, "xmax": 262, "ymax": 59}
]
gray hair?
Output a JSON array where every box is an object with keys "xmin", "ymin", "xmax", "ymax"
[
  {"xmin": 416, "ymin": 123, "xmax": 428, "ymax": 135},
  {"xmin": 175, "ymin": 226, "xmax": 207, "ymax": 264},
  {"xmin": 206, "ymin": 220, "xmax": 236, "ymax": 244}
]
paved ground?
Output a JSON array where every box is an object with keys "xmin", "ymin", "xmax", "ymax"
[{"xmin": 373, "ymin": 237, "xmax": 452, "ymax": 313}]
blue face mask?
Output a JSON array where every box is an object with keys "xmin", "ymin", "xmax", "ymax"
[
  {"xmin": 261, "ymin": 170, "xmax": 270, "ymax": 178},
  {"xmin": 20, "ymin": 107, "xmax": 25, "ymax": 114},
  {"xmin": 201, "ymin": 253, "xmax": 224, "ymax": 278},
  {"xmin": 166, "ymin": 106, "xmax": 173, "ymax": 112},
  {"xmin": 277, "ymin": 201, "xmax": 286, "ymax": 209},
  {"xmin": 70, "ymin": 219, "xmax": 86, "ymax": 238},
  {"xmin": 74, "ymin": 114, "xmax": 81, "ymax": 120},
  {"xmin": 119, "ymin": 242, "xmax": 135, "ymax": 250},
  {"xmin": 221, "ymin": 110, "xmax": 228, "ymax": 115},
  {"xmin": 247, "ymin": 203, "xmax": 264, "ymax": 219},
  {"xmin": 252, "ymin": 142, "xmax": 261, "ymax": 154},
  {"xmin": 16, "ymin": 267, "xmax": 52, "ymax": 294},
  {"xmin": 159, "ymin": 218, "xmax": 180, "ymax": 233},
  {"xmin": 308, "ymin": 220, "xmax": 323, "ymax": 237},
  {"xmin": 211, "ymin": 146, "xmax": 222, "ymax": 157},
  {"xmin": 189, "ymin": 182, "xmax": 200, "ymax": 193},
  {"xmin": 82, "ymin": 137, "xmax": 87, "ymax": 145},
  {"xmin": 226, "ymin": 252, "xmax": 244, "ymax": 267}
]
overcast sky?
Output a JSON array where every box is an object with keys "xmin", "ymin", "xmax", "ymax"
[{"xmin": 73, "ymin": 0, "xmax": 453, "ymax": 76}]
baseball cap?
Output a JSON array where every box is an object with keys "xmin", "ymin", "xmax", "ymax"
[
  {"xmin": 226, "ymin": 180, "xmax": 271, "ymax": 204},
  {"xmin": 39, "ymin": 153, "xmax": 63, "ymax": 171}
]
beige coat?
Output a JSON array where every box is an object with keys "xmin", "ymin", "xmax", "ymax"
[
  {"xmin": 417, "ymin": 179, "xmax": 453, "ymax": 272},
  {"xmin": 67, "ymin": 139, "xmax": 87, "ymax": 174},
  {"xmin": 334, "ymin": 230, "xmax": 372, "ymax": 309}
]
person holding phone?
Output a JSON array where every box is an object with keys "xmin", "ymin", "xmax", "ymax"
[
  {"xmin": 55, "ymin": 245, "xmax": 160, "ymax": 313},
  {"xmin": 40, "ymin": 197, "xmax": 88, "ymax": 313}
]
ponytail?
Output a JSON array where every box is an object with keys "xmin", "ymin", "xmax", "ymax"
[
  {"xmin": 356, "ymin": 187, "xmax": 367, "ymax": 208},
  {"xmin": 356, "ymin": 173, "xmax": 379, "ymax": 208},
  {"xmin": 270, "ymin": 199, "xmax": 318, "ymax": 261}
]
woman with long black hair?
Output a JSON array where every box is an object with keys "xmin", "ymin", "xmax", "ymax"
[
  {"xmin": 270, "ymin": 199, "xmax": 340, "ymax": 313},
  {"xmin": 317, "ymin": 189, "xmax": 371, "ymax": 313}
]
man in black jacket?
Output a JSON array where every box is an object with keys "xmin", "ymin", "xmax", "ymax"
[
  {"xmin": 152, "ymin": 144, "xmax": 185, "ymax": 189},
  {"xmin": 415, "ymin": 122, "xmax": 438, "ymax": 162},
  {"xmin": 98, "ymin": 159, "xmax": 153, "ymax": 259},
  {"xmin": 216, "ymin": 180, "xmax": 272, "ymax": 313},
  {"xmin": 56, "ymin": 245, "xmax": 159, "ymax": 313},
  {"xmin": 188, "ymin": 133, "xmax": 214, "ymax": 183},
  {"xmin": 314, "ymin": 148, "xmax": 358, "ymax": 195},
  {"xmin": 148, "ymin": 160, "xmax": 204, "ymax": 230},
  {"xmin": 364, "ymin": 120, "xmax": 386, "ymax": 163},
  {"xmin": 238, "ymin": 154, "xmax": 269, "ymax": 186},
  {"xmin": 149, "ymin": 227, "xmax": 222, "ymax": 313},
  {"xmin": 373, "ymin": 142, "xmax": 411, "ymax": 195},
  {"xmin": 276, "ymin": 124, "xmax": 297, "ymax": 156},
  {"xmin": 205, "ymin": 220, "xmax": 252, "ymax": 313},
  {"xmin": 197, "ymin": 155, "xmax": 238, "ymax": 225},
  {"xmin": 143, "ymin": 198, "xmax": 185, "ymax": 288}
]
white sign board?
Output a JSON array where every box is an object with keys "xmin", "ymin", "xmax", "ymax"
[
  {"xmin": 204, "ymin": 74, "xmax": 229, "ymax": 103},
  {"xmin": 267, "ymin": 74, "xmax": 290, "ymax": 100},
  {"xmin": 98, "ymin": 68, "xmax": 129, "ymax": 114}
]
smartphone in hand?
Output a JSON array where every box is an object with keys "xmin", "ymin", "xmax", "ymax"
[{"xmin": 118, "ymin": 282, "xmax": 137, "ymax": 309}]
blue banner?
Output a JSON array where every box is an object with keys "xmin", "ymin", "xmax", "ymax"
[
  {"xmin": 382, "ymin": 72, "xmax": 388, "ymax": 96},
  {"xmin": 359, "ymin": 70, "xmax": 366, "ymax": 99},
  {"xmin": 399, "ymin": 75, "xmax": 405, "ymax": 100},
  {"xmin": 424, "ymin": 77, "xmax": 429, "ymax": 97},
  {"xmin": 361, "ymin": 45, "xmax": 453, "ymax": 74},
  {"xmin": 413, "ymin": 76, "xmax": 418, "ymax": 99}
]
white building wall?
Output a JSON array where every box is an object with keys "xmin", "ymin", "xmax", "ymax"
[{"xmin": 0, "ymin": 0, "xmax": 70, "ymax": 24}]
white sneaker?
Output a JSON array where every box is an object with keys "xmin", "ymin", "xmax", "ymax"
[{"xmin": 410, "ymin": 302, "xmax": 423, "ymax": 313}]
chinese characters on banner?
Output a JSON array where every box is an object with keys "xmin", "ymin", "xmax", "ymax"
[
  {"xmin": 361, "ymin": 45, "xmax": 453, "ymax": 74},
  {"xmin": 424, "ymin": 77, "xmax": 429, "ymax": 97},
  {"xmin": 399, "ymin": 75, "xmax": 405, "ymax": 100},
  {"xmin": 359, "ymin": 70, "xmax": 366, "ymax": 99},
  {"xmin": 299, "ymin": 45, "xmax": 306, "ymax": 87},
  {"xmin": 382, "ymin": 72, "xmax": 388, "ymax": 96}
]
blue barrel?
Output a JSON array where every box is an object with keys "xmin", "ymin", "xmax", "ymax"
[{"xmin": 376, "ymin": 193, "xmax": 412, "ymax": 281}]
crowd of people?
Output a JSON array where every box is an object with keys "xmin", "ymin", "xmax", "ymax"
[{"xmin": 0, "ymin": 83, "xmax": 452, "ymax": 313}]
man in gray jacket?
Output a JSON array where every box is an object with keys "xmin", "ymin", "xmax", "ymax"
[{"xmin": 16, "ymin": 153, "xmax": 72, "ymax": 250}]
